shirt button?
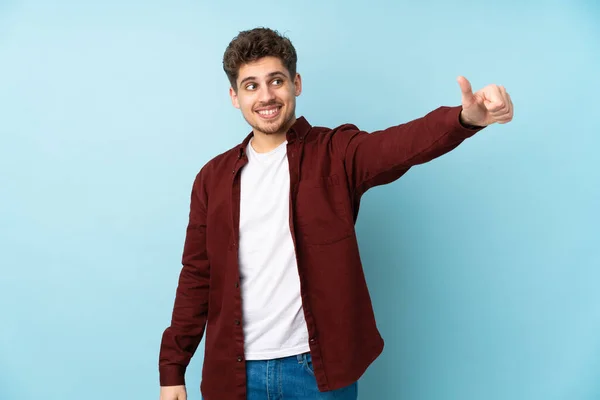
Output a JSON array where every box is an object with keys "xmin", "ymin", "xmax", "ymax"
[
  {"xmin": 309, "ymin": 338, "xmax": 316, "ymax": 344},
  {"xmin": 234, "ymin": 319, "xmax": 240, "ymax": 325},
  {"xmin": 235, "ymin": 282, "xmax": 239, "ymax": 288},
  {"xmin": 237, "ymin": 356, "xmax": 243, "ymax": 362}
]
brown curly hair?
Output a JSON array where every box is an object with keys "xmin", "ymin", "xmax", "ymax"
[{"xmin": 223, "ymin": 27, "xmax": 298, "ymax": 91}]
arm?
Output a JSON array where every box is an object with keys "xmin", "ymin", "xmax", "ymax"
[
  {"xmin": 159, "ymin": 168, "xmax": 210, "ymax": 387},
  {"xmin": 339, "ymin": 105, "xmax": 482, "ymax": 196},
  {"xmin": 340, "ymin": 76, "xmax": 514, "ymax": 196}
]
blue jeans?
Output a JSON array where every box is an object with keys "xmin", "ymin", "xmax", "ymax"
[{"xmin": 204, "ymin": 352, "xmax": 358, "ymax": 399}]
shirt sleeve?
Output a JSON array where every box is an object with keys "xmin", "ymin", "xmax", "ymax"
[
  {"xmin": 158, "ymin": 168, "xmax": 211, "ymax": 386},
  {"xmin": 336, "ymin": 105, "xmax": 483, "ymax": 196}
]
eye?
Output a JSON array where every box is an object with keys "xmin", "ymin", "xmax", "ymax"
[
  {"xmin": 272, "ymin": 79, "xmax": 283, "ymax": 86},
  {"xmin": 245, "ymin": 83, "xmax": 257, "ymax": 91}
]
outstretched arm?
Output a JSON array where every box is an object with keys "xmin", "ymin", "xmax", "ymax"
[{"xmin": 336, "ymin": 77, "xmax": 513, "ymax": 195}]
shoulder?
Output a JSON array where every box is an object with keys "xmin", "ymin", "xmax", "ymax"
[
  {"xmin": 191, "ymin": 142, "xmax": 243, "ymax": 193},
  {"xmin": 305, "ymin": 121, "xmax": 363, "ymax": 149},
  {"xmin": 204, "ymin": 145, "xmax": 241, "ymax": 174},
  {"xmin": 309, "ymin": 122, "xmax": 360, "ymax": 137},
  {"xmin": 306, "ymin": 122, "xmax": 364, "ymax": 157}
]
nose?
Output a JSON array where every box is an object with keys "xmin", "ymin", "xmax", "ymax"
[{"xmin": 257, "ymin": 84, "xmax": 276, "ymax": 104}]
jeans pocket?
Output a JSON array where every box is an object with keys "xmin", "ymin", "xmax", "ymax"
[{"xmin": 302, "ymin": 353, "xmax": 315, "ymax": 376}]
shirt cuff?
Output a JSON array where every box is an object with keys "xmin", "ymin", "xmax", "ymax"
[{"xmin": 159, "ymin": 365, "xmax": 186, "ymax": 387}]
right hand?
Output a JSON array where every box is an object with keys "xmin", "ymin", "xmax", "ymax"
[{"xmin": 160, "ymin": 385, "xmax": 187, "ymax": 400}]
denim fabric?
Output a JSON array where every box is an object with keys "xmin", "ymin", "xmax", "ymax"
[{"xmin": 203, "ymin": 352, "xmax": 358, "ymax": 399}]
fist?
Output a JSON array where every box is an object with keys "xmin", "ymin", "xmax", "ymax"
[{"xmin": 457, "ymin": 76, "xmax": 514, "ymax": 127}]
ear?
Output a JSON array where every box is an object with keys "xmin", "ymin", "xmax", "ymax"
[
  {"xmin": 229, "ymin": 86, "xmax": 240, "ymax": 109},
  {"xmin": 294, "ymin": 73, "xmax": 302, "ymax": 97}
]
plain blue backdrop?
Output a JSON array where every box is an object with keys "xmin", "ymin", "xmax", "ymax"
[{"xmin": 1, "ymin": 0, "xmax": 599, "ymax": 399}]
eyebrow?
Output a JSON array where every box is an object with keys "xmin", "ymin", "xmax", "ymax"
[{"xmin": 239, "ymin": 71, "xmax": 287, "ymax": 86}]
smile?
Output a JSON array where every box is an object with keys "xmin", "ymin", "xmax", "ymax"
[{"xmin": 255, "ymin": 106, "xmax": 282, "ymax": 119}]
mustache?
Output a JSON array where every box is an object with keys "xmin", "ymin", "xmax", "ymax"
[{"xmin": 254, "ymin": 100, "xmax": 282, "ymax": 109}]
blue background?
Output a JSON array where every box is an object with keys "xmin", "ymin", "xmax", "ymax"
[{"xmin": 1, "ymin": 0, "xmax": 599, "ymax": 399}]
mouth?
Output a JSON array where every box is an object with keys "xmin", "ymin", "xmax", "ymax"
[{"xmin": 255, "ymin": 105, "xmax": 282, "ymax": 120}]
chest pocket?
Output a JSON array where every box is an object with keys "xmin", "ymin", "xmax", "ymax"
[{"xmin": 294, "ymin": 174, "xmax": 354, "ymax": 245}]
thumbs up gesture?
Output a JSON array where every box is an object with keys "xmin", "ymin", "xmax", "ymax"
[{"xmin": 457, "ymin": 76, "xmax": 514, "ymax": 127}]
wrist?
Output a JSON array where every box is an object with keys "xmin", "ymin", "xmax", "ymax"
[{"xmin": 459, "ymin": 110, "xmax": 484, "ymax": 129}]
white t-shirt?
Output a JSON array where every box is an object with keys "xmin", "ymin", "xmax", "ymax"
[{"xmin": 238, "ymin": 138, "xmax": 310, "ymax": 360}]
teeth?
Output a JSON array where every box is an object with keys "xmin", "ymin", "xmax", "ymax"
[{"xmin": 258, "ymin": 108, "xmax": 279, "ymax": 116}]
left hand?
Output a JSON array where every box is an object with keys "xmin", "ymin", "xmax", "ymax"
[{"xmin": 457, "ymin": 76, "xmax": 513, "ymax": 127}]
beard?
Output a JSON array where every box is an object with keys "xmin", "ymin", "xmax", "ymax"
[
  {"xmin": 251, "ymin": 116, "xmax": 289, "ymax": 135},
  {"xmin": 246, "ymin": 100, "xmax": 295, "ymax": 136}
]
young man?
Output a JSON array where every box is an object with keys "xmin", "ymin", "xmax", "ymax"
[{"xmin": 158, "ymin": 27, "xmax": 513, "ymax": 400}]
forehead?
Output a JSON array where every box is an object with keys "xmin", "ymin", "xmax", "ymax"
[{"xmin": 237, "ymin": 56, "xmax": 289, "ymax": 81}]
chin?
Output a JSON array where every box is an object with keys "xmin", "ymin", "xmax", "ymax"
[
  {"xmin": 257, "ymin": 122, "xmax": 285, "ymax": 135},
  {"xmin": 250, "ymin": 114, "xmax": 290, "ymax": 135}
]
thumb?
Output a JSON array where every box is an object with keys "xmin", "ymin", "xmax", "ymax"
[{"xmin": 457, "ymin": 76, "xmax": 475, "ymax": 105}]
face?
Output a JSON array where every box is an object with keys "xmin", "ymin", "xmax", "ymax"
[{"xmin": 230, "ymin": 56, "xmax": 302, "ymax": 137}]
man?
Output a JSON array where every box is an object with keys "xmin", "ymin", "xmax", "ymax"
[{"xmin": 158, "ymin": 27, "xmax": 513, "ymax": 400}]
